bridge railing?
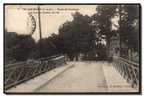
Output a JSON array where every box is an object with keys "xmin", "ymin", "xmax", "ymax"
[
  {"xmin": 4, "ymin": 55, "xmax": 66, "ymax": 90},
  {"xmin": 113, "ymin": 56, "xmax": 139, "ymax": 89}
]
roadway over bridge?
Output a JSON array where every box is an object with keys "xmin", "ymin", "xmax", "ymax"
[{"xmin": 5, "ymin": 61, "xmax": 138, "ymax": 93}]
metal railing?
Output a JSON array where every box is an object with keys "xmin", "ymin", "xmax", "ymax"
[
  {"xmin": 4, "ymin": 55, "xmax": 66, "ymax": 90},
  {"xmin": 113, "ymin": 56, "xmax": 139, "ymax": 89}
]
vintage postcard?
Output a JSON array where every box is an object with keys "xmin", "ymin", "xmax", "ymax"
[{"xmin": 4, "ymin": 4, "xmax": 141, "ymax": 94}]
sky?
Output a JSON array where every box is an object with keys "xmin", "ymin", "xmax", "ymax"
[{"xmin": 5, "ymin": 5, "xmax": 97, "ymax": 41}]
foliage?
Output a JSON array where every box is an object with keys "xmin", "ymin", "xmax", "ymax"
[
  {"xmin": 58, "ymin": 12, "xmax": 96, "ymax": 60},
  {"xmin": 35, "ymin": 33, "xmax": 60, "ymax": 58},
  {"xmin": 94, "ymin": 5, "xmax": 140, "ymax": 57},
  {"xmin": 119, "ymin": 5, "xmax": 140, "ymax": 51},
  {"xmin": 5, "ymin": 32, "xmax": 36, "ymax": 64}
]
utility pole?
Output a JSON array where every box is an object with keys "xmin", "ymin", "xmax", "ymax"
[
  {"xmin": 38, "ymin": 5, "xmax": 42, "ymax": 58},
  {"xmin": 119, "ymin": 5, "xmax": 122, "ymax": 57}
]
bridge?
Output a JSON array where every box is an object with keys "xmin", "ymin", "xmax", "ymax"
[{"xmin": 4, "ymin": 55, "xmax": 139, "ymax": 93}]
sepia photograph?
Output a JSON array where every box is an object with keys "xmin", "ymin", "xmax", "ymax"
[{"xmin": 4, "ymin": 4, "xmax": 141, "ymax": 94}]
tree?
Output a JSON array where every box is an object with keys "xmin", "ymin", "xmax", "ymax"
[
  {"xmin": 5, "ymin": 31, "xmax": 36, "ymax": 63},
  {"xmin": 5, "ymin": 32, "xmax": 18, "ymax": 64},
  {"xmin": 119, "ymin": 5, "xmax": 140, "ymax": 52},
  {"xmin": 93, "ymin": 5, "xmax": 140, "ymax": 58},
  {"xmin": 34, "ymin": 33, "xmax": 60, "ymax": 58},
  {"xmin": 93, "ymin": 5, "xmax": 118, "ymax": 57},
  {"xmin": 58, "ymin": 12, "xmax": 96, "ymax": 60},
  {"xmin": 12, "ymin": 35, "xmax": 36, "ymax": 61}
]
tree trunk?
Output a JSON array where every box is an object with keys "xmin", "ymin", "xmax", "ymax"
[
  {"xmin": 75, "ymin": 53, "xmax": 78, "ymax": 61},
  {"xmin": 106, "ymin": 37, "xmax": 110, "ymax": 58}
]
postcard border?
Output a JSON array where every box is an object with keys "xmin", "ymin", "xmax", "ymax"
[{"xmin": 3, "ymin": 3, "xmax": 142, "ymax": 95}]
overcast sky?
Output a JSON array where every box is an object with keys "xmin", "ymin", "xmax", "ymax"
[{"xmin": 5, "ymin": 5, "xmax": 97, "ymax": 41}]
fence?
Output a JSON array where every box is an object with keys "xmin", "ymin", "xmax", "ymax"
[
  {"xmin": 4, "ymin": 55, "xmax": 66, "ymax": 90},
  {"xmin": 113, "ymin": 56, "xmax": 139, "ymax": 89}
]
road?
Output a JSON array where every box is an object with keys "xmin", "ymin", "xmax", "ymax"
[{"xmin": 35, "ymin": 61, "xmax": 108, "ymax": 92}]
